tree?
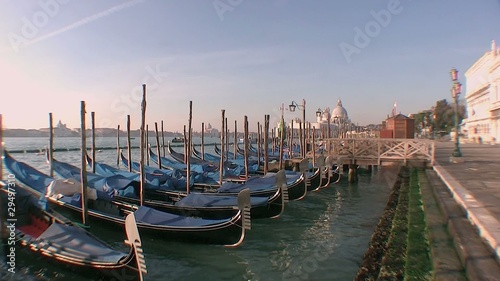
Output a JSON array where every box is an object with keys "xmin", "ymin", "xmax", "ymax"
[{"xmin": 432, "ymin": 99, "xmax": 466, "ymax": 135}]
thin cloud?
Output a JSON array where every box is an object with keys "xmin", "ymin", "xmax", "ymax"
[{"xmin": 7, "ymin": 0, "xmax": 145, "ymax": 51}]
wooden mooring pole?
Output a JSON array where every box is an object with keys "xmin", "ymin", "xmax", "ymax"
[
  {"xmin": 154, "ymin": 122, "xmax": 162, "ymax": 169},
  {"xmin": 234, "ymin": 120, "xmax": 238, "ymax": 160},
  {"xmin": 161, "ymin": 120, "xmax": 166, "ymax": 157},
  {"xmin": 186, "ymin": 101, "xmax": 193, "ymax": 194},
  {"xmin": 139, "ymin": 84, "xmax": 147, "ymax": 206},
  {"xmin": 201, "ymin": 123, "xmax": 205, "ymax": 161},
  {"xmin": 0, "ymin": 114, "xmax": 4, "ymax": 179},
  {"xmin": 80, "ymin": 101, "xmax": 89, "ymax": 227},
  {"xmin": 348, "ymin": 161, "xmax": 358, "ymax": 183},
  {"xmin": 126, "ymin": 115, "xmax": 132, "ymax": 172},
  {"xmin": 290, "ymin": 120, "xmax": 294, "ymax": 158},
  {"xmin": 279, "ymin": 115, "xmax": 284, "ymax": 170},
  {"xmin": 264, "ymin": 115, "xmax": 269, "ymax": 174},
  {"xmin": 183, "ymin": 125, "xmax": 187, "ymax": 164},
  {"xmin": 48, "ymin": 113, "xmax": 54, "ymax": 177},
  {"xmin": 116, "ymin": 125, "xmax": 120, "ymax": 167},
  {"xmin": 225, "ymin": 117, "xmax": 229, "ymax": 160},
  {"xmin": 219, "ymin": 110, "xmax": 225, "ymax": 184},
  {"xmin": 91, "ymin": 112, "xmax": 96, "ymax": 174},
  {"xmin": 146, "ymin": 124, "xmax": 149, "ymax": 166},
  {"xmin": 243, "ymin": 116, "xmax": 249, "ymax": 179},
  {"xmin": 257, "ymin": 122, "xmax": 261, "ymax": 168}
]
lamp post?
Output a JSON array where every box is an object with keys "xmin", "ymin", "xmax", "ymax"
[
  {"xmin": 315, "ymin": 108, "xmax": 332, "ymax": 139},
  {"xmin": 332, "ymin": 116, "xmax": 339, "ymax": 138},
  {"xmin": 289, "ymin": 99, "xmax": 306, "ymax": 157},
  {"xmin": 450, "ymin": 68, "xmax": 462, "ymax": 158}
]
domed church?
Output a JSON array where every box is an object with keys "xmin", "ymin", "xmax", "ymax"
[
  {"xmin": 330, "ymin": 99, "xmax": 349, "ymax": 123},
  {"xmin": 315, "ymin": 99, "xmax": 350, "ymax": 124},
  {"xmin": 313, "ymin": 99, "xmax": 352, "ymax": 138}
]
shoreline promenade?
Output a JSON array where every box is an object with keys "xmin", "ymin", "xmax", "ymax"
[{"xmin": 431, "ymin": 141, "xmax": 500, "ymax": 278}]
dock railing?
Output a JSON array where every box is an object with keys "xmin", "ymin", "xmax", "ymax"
[{"xmin": 308, "ymin": 138, "xmax": 435, "ymax": 166}]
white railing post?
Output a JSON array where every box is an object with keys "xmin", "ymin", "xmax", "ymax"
[{"xmin": 404, "ymin": 140, "xmax": 408, "ymax": 165}]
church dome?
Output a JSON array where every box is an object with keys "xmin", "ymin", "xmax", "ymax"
[{"xmin": 331, "ymin": 99, "xmax": 348, "ymax": 122}]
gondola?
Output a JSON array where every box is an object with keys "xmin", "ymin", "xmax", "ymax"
[
  {"xmin": 149, "ymin": 147, "xmax": 246, "ymax": 182},
  {"xmin": 149, "ymin": 148, "xmax": 308, "ymax": 200},
  {"xmin": 316, "ymin": 155, "xmax": 341, "ymax": 188},
  {"xmin": 149, "ymin": 145, "xmax": 218, "ymax": 174},
  {"xmin": 191, "ymin": 144, "xmax": 221, "ymax": 162},
  {"xmin": 236, "ymin": 142, "xmax": 280, "ymax": 161},
  {"xmin": 166, "ymin": 142, "xmax": 218, "ymax": 167},
  {"xmin": 4, "ymin": 151, "xmax": 251, "ymax": 247},
  {"xmin": 86, "ymin": 153, "xmax": 287, "ymax": 219},
  {"xmin": 120, "ymin": 150, "xmax": 214, "ymax": 183},
  {"xmin": 223, "ymin": 141, "xmax": 322, "ymax": 192},
  {"xmin": 0, "ymin": 182, "xmax": 147, "ymax": 281},
  {"xmin": 191, "ymin": 144, "xmax": 260, "ymax": 174}
]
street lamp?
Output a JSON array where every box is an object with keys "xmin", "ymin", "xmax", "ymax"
[
  {"xmin": 332, "ymin": 116, "xmax": 339, "ymax": 138},
  {"xmin": 326, "ymin": 111, "xmax": 331, "ymax": 139},
  {"xmin": 289, "ymin": 99, "xmax": 306, "ymax": 157},
  {"xmin": 450, "ymin": 68, "xmax": 462, "ymax": 158}
]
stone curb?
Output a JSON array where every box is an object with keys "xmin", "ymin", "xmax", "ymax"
[
  {"xmin": 429, "ymin": 167, "xmax": 500, "ymax": 280},
  {"xmin": 433, "ymin": 164, "xmax": 500, "ymax": 261},
  {"xmin": 419, "ymin": 171, "xmax": 465, "ymax": 280}
]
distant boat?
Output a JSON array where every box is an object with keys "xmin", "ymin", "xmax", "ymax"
[{"xmin": 171, "ymin": 137, "xmax": 184, "ymax": 143}]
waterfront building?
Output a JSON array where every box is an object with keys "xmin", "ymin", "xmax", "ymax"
[
  {"xmin": 463, "ymin": 40, "xmax": 500, "ymax": 144},
  {"xmin": 380, "ymin": 114, "xmax": 415, "ymax": 139},
  {"xmin": 204, "ymin": 123, "xmax": 219, "ymax": 137}
]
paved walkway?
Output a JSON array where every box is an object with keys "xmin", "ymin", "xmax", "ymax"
[{"xmin": 432, "ymin": 141, "xmax": 500, "ymax": 264}]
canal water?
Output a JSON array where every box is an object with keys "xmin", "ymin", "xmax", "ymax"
[{"xmin": 1, "ymin": 137, "xmax": 395, "ymax": 281}]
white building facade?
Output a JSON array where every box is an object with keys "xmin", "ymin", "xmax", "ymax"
[{"xmin": 463, "ymin": 40, "xmax": 500, "ymax": 143}]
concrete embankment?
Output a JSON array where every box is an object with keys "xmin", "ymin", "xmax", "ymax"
[{"xmin": 355, "ymin": 152, "xmax": 500, "ymax": 280}]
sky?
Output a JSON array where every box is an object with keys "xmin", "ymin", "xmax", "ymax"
[{"xmin": 0, "ymin": 0, "xmax": 499, "ymax": 132}]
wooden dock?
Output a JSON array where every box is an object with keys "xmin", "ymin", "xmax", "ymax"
[{"xmin": 308, "ymin": 138, "xmax": 435, "ymax": 167}]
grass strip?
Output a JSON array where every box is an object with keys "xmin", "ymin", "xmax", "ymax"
[
  {"xmin": 404, "ymin": 169, "xmax": 432, "ymax": 280},
  {"xmin": 377, "ymin": 167, "xmax": 409, "ymax": 280}
]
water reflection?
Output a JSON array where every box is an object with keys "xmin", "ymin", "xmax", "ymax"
[{"xmin": 1, "ymin": 137, "xmax": 394, "ymax": 281}]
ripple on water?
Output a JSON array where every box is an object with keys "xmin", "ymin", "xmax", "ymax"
[{"xmin": 2, "ymin": 137, "xmax": 397, "ymax": 281}]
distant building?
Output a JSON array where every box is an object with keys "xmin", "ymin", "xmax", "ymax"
[
  {"xmin": 463, "ymin": 40, "xmax": 500, "ymax": 144},
  {"xmin": 56, "ymin": 120, "xmax": 67, "ymax": 129},
  {"xmin": 39, "ymin": 120, "xmax": 77, "ymax": 137},
  {"xmin": 204, "ymin": 123, "xmax": 219, "ymax": 137},
  {"xmin": 381, "ymin": 114, "xmax": 415, "ymax": 139}
]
